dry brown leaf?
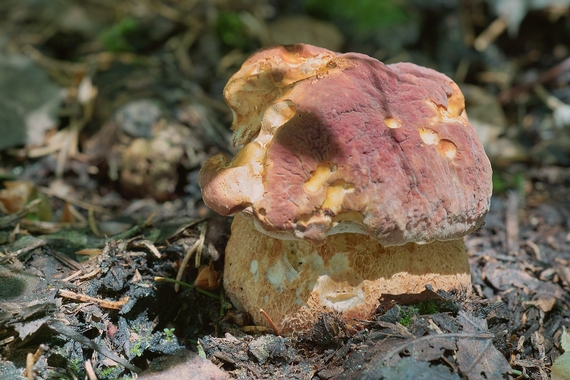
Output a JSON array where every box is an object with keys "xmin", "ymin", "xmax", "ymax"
[
  {"xmin": 194, "ymin": 261, "xmax": 220, "ymax": 291},
  {"xmin": 0, "ymin": 180, "xmax": 35, "ymax": 213},
  {"xmin": 59, "ymin": 202, "xmax": 76, "ymax": 223}
]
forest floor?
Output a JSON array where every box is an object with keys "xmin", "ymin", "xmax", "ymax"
[{"xmin": 1, "ymin": 1, "xmax": 570, "ymax": 379}]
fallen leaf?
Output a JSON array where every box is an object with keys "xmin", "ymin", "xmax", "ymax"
[
  {"xmin": 194, "ymin": 261, "xmax": 220, "ymax": 291},
  {"xmin": 485, "ymin": 262, "xmax": 563, "ymax": 311},
  {"xmin": 60, "ymin": 202, "xmax": 76, "ymax": 223},
  {"xmin": 456, "ymin": 312, "xmax": 511, "ymax": 380},
  {"xmin": 363, "ymin": 356, "xmax": 461, "ymax": 380},
  {"xmin": 0, "ymin": 181, "xmax": 35, "ymax": 214}
]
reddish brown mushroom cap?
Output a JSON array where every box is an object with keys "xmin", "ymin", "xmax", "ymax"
[{"xmin": 199, "ymin": 44, "xmax": 492, "ymax": 246}]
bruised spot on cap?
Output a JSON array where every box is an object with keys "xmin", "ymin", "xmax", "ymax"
[
  {"xmin": 384, "ymin": 117, "xmax": 402, "ymax": 129},
  {"xmin": 419, "ymin": 128, "xmax": 439, "ymax": 145},
  {"xmin": 438, "ymin": 139, "xmax": 458, "ymax": 159}
]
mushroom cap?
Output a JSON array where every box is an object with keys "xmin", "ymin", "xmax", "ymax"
[{"xmin": 199, "ymin": 44, "xmax": 492, "ymax": 246}]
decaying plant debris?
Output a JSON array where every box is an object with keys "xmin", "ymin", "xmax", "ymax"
[
  {"xmin": 1, "ymin": 1, "xmax": 570, "ymax": 379},
  {"xmin": 1, "ymin": 182, "xmax": 569, "ymax": 379}
]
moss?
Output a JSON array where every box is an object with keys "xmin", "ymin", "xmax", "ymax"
[
  {"xmin": 395, "ymin": 300, "xmax": 444, "ymax": 326},
  {"xmin": 397, "ymin": 305, "xmax": 419, "ymax": 327}
]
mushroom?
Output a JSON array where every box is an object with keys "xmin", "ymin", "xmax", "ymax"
[{"xmin": 199, "ymin": 44, "xmax": 492, "ymax": 334}]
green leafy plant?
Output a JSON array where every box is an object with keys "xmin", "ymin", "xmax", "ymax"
[
  {"xmin": 99, "ymin": 17, "xmax": 138, "ymax": 52},
  {"xmin": 492, "ymin": 170, "xmax": 525, "ymax": 195},
  {"xmin": 67, "ymin": 358, "xmax": 84, "ymax": 378},
  {"xmin": 216, "ymin": 11, "xmax": 251, "ymax": 49},
  {"xmin": 96, "ymin": 365, "xmax": 123, "ymax": 379},
  {"xmin": 416, "ymin": 300, "xmax": 440, "ymax": 315},
  {"xmin": 163, "ymin": 327, "xmax": 176, "ymax": 342},
  {"xmin": 396, "ymin": 300, "xmax": 443, "ymax": 326},
  {"xmin": 129, "ymin": 340, "xmax": 149, "ymax": 358},
  {"xmin": 397, "ymin": 305, "xmax": 419, "ymax": 327},
  {"xmin": 307, "ymin": 0, "xmax": 411, "ymax": 33}
]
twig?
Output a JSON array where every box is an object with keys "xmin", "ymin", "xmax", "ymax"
[
  {"xmin": 77, "ymin": 269, "xmax": 101, "ymax": 281},
  {"xmin": 154, "ymin": 276, "xmax": 221, "ymax": 300},
  {"xmin": 175, "ymin": 239, "xmax": 200, "ymax": 292},
  {"xmin": 37, "ymin": 186, "xmax": 111, "ymax": 215},
  {"xmin": 533, "ymin": 83, "xmax": 566, "ymax": 110},
  {"xmin": 523, "ymin": 240, "xmax": 542, "ymax": 262},
  {"xmin": 23, "ymin": 345, "xmax": 47, "ymax": 380},
  {"xmin": 0, "ymin": 336, "xmax": 15, "ymax": 346},
  {"xmin": 75, "ymin": 249, "xmax": 102, "ymax": 256},
  {"xmin": 195, "ymin": 221, "xmax": 208, "ymax": 267},
  {"xmin": 473, "ymin": 17, "xmax": 507, "ymax": 52},
  {"xmin": 48, "ymin": 321, "xmax": 141, "ymax": 373},
  {"xmin": 24, "ymin": 352, "xmax": 34, "ymax": 380},
  {"xmin": 260, "ymin": 309, "xmax": 280, "ymax": 336},
  {"xmin": 506, "ymin": 190, "xmax": 520, "ymax": 254},
  {"xmin": 0, "ymin": 198, "xmax": 41, "ymax": 229},
  {"xmin": 62, "ymin": 270, "xmax": 83, "ymax": 282},
  {"xmin": 499, "ymin": 56, "xmax": 570, "ymax": 104},
  {"xmin": 130, "ymin": 239, "xmax": 161, "ymax": 259},
  {"xmin": 85, "ymin": 359, "xmax": 98, "ymax": 380},
  {"xmin": 174, "ymin": 220, "xmax": 208, "ymax": 291},
  {"xmin": 88, "ymin": 208, "xmax": 102, "ymax": 237},
  {"xmin": 21, "ymin": 219, "xmax": 88, "ymax": 234},
  {"xmin": 21, "ymin": 44, "xmax": 86, "ymax": 74},
  {"xmin": 46, "ymin": 247, "xmax": 84, "ymax": 272},
  {"xmin": 58, "ymin": 289, "xmax": 128, "ymax": 310},
  {"xmin": 0, "ymin": 236, "xmax": 46, "ymax": 264}
]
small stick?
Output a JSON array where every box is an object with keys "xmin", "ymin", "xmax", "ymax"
[
  {"xmin": 473, "ymin": 16, "xmax": 507, "ymax": 52},
  {"xmin": 155, "ymin": 276, "xmax": 220, "ymax": 300},
  {"xmin": 505, "ymin": 190, "xmax": 520, "ymax": 254},
  {"xmin": 24, "ymin": 345, "xmax": 48, "ymax": 379},
  {"xmin": 85, "ymin": 359, "xmax": 98, "ymax": 380},
  {"xmin": 62, "ymin": 270, "xmax": 83, "ymax": 282},
  {"xmin": 195, "ymin": 221, "xmax": 208, "ymax": 268},
  {"xmin": 24, "ymin": 352, "xmax": 34, "ymax": 380},
  {"xmin": 77, "ymin": 268, "xmax": 101, "ymax": 281},
  {"xmin": 38, "ymin": 186, "xmax": 110, "ymax": 215},
  {"xmin": 131, "ymin": 239, "xmax": 161, "ymax": 259},
  {"xmin": 499, "ymin": 56, "xmax": 570, "ymax": 104},
  {"xmin": 49, "ymin": 321, "xmax": 141, "ymax": 373},
  {"xmin": 260, "ymin": 309, "xmax": 280, "ymax": 336},
  {"xmin": 0, "ymin": 336, "xmax": 15, "ymax": 346},
  {"xmin": 175, "ymin": 239, "xmax": 200, "ymax": 292},
  {"xmin": 88, "ymin": 208, "xmax": 102, "ymax": 237},
  {"xmin": 58, "ymin": 289, "xmax": 128, "ymax": 310}
]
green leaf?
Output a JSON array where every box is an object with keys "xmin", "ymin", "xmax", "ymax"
[
  {"xmin": 561, "ymin": 327, "xmax": 570, "ymax": 351},
  {"xmin": 552, "ymin": 327, "xmax": 570, "ymax": 380}
]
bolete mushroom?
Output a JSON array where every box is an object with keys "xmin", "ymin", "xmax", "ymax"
[{"xmin": 199, "ymin": 44, "xmax": 492, "ymax": 334}]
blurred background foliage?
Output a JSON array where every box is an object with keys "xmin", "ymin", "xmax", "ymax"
[
  {"xmin": 0, "ymin": 0, "xmax": 569, "ymax": 201},
  {"xmin": 306, "ymin": 0, "xmax": 414, "ymax": 32}
]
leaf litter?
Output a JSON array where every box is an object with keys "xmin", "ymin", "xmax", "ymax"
[{"xmin": 1, "ymin": 1, "xmax": 570, "ymax": 379}]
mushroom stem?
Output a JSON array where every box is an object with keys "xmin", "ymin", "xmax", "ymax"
[{"xmin": 224, "ymin": 213, "xmax": 471, "ymax": 335}]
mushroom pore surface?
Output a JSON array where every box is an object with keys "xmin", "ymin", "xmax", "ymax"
[{"xmin": 225, "ymin": 213, "xmax": 471, "ymax": 334}]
